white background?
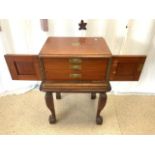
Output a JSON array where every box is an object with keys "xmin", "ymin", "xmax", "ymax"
[{"xmin": 0, "ymin": 0, "xmax": 155, "ymax": 154}]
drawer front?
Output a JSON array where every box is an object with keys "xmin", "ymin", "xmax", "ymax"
[{"xmin": 43, "ymin": 58, "xmax": 109, "ymax": 81}]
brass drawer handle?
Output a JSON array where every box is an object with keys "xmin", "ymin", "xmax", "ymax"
[
  {"xmin": 70, "ymin": 65, "xmax": 81, "ymax": 70},
  {"xmin": 69, "ymin": 58, "xmax": 82, "ymax": 64},
  {"xmin": 70, "ymin": 73, "xmax": 81, "ymax": 79}
]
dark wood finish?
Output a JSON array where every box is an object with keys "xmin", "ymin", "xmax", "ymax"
[
  {"xmin": 41, "ymin": 81, "xmax": 111, "ymax": 123},
  {"xmin": 5, "ymin": 54, "xmax": 41, "ymax": 80},
  {"xmin": 56, "ymin": 92, "xmax": 61, "ymax": 99},
  {"xmin": 4, "ymin": 37, "xmax": 147, "ymax": 124},
  {"xmin": 40, "ymin": 81, "xmax": 111, "ymax": 93},
  {"xmin": 96, "ymin": 93, "xmax": 107, "ymax": 125},
  {"xmin": 91, "ymin": 93, "xmax": 96, "ymax": 99},
  {"xmin": 45, "ymin": 92, "xmax": 56, "ymax": 124},
  {"xmin": 39, "ymin": 37, "xmax": 112, "ymax": 58},
  {"xmin": 42, "ymin": 58, "xmax": 109, "ymax": 81},
  {"xmin": 40, "ymin": 19, "xmax": 48, "ymax": 31},
  {"xmin": 110, "ymin": 55, "xmax": 146, "ymax": 81},
  {"xmin": 39, "ymin": 57, "xmax": 46, "ymax": 80}
]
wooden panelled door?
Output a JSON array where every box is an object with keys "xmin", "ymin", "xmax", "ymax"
[
  {"xmin": 110, "ymin": 55, "xmax": 146, "ymax": 81},
  {"xmin": 4, "ymin": 54, "xmax": 41, "ymax": 80}
]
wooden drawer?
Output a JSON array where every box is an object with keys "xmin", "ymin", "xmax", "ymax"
[{"xmin": 43, "ymin": 58, "xmax": 109, "ymax": 81}]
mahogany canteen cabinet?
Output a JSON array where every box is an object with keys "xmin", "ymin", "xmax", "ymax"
[{"xmin": 4, "ymin": 37, "xmax": 146, "ymax": 125}]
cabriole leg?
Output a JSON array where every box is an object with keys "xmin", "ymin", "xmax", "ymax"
[
  {"xmin": 45, "ymin": 92, "xmax": 56, "ymax": 124},
  {"xmin": 56, "ymin": 92, "xmax": 61, "ymax": 99},
  {"xmin": 96, "ymin": 92, "xmax": 107, "ymax": 125},
  {"xmin": 91, "ymin": 93, "xmax": 96, "ymax": 99}
]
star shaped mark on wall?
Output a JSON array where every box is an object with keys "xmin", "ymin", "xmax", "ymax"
[{"xmin": 79, "ymin": 20, "xmax": 87, "ymax": 30}]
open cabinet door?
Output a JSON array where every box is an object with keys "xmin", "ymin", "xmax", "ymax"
[
  {"xmin": 110, "ymin": 55, "xmax": 146, "ymax": 81},
  {"xmin": 5, "ymin": 54, "xmax": 41, "ymax": 80}
]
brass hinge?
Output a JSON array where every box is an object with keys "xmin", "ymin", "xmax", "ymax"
[{"xmin": 137, "ymin": 63, "xmax": 143, "ymax": 72}]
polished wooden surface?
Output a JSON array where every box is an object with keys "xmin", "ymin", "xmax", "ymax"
[
  {"xmin": 43, "ymin": 58, "xmax": 109, "ymax": 81},
  {"xmin": 40, "ymin": 37, "xmax": 112, "ymax": 58},
  {"xmin": 40, "ymin": 81, "xmax": 111, "ymax": 92},
  {"xmin": 96, "ymin": 93, "xmax": 107, "ymax": 125},
  {"xmin": 4, "ymin": 37, "xmax": 146, "ymax": 82},
  {"xmin": 5, "ymin": 54, "xmax": 146, "ymax": 81},
  {"xmin": 110, "ymin": 55, "xmax": 146, "ymax": 81},
  {"xmin": 45, "ymin": 92, "xmax": 56, "ymax": 124},
  {"xmin": 5, "ymin": 54, "xmax": 41, "ymax": 80}
]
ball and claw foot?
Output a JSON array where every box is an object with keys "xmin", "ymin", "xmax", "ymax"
[
  {"xmin": 96, "ymin": 115, "xmax": 103, "ymax": 125},
  {"xmin": 49, "ymin": 115, "xmax": 56, "ymax": 124}
]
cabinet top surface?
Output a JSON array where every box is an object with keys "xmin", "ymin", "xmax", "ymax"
[{"xmin": 39, "ymin": 37, "xmax": 112, "ymax": 58}]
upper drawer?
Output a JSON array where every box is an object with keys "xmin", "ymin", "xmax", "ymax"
[
  {"xmin": 110, "ymin": 55, "xmax": 146, "ymax": 81},
  {"xmin": 43, "ymin": 58, "xmax": 109, "ymax": 81}
]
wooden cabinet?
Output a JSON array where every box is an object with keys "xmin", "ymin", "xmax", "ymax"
[
  {"xmin": 4, "ymin": 37, "xmax": 147, "ymax": 124},
  {"xmin": 5, "ymin": 37, "xmax": 115, "ymax": 82}
]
